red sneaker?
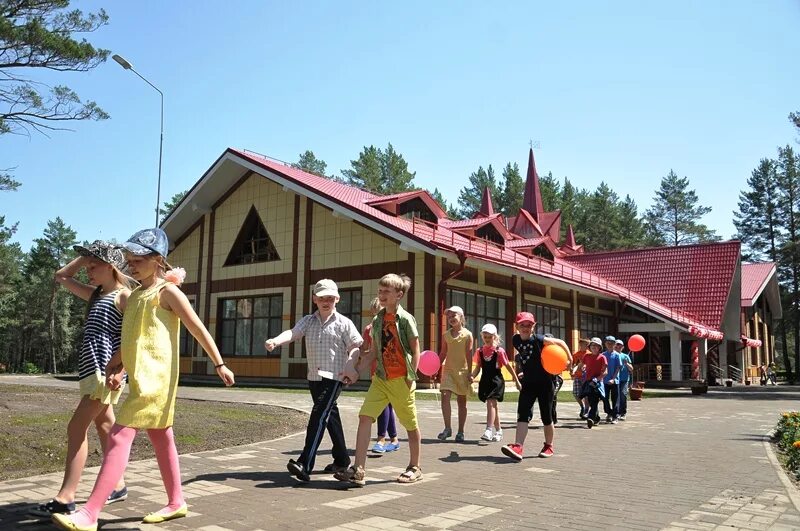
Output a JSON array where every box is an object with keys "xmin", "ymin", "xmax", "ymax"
[
  {"xmin": 538, "ymin": 443, "xmax": 554, "ymax": 458},
  {"xmin": 501, "ymin": 443, "xmax": 524, "ymax": 461}
]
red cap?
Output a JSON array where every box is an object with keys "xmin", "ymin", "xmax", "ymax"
[{"xmin": 515, "ymin": 311, "xmax": 536, "ymax": 324}]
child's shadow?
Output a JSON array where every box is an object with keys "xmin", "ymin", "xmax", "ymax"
[
  {"xmin": 422, "ymin": 438, "xmax": 481, "ymax": 445},
  {"xmin": 439, "ymin": 451, "xmax": 510, "ymax": 465},
  {"xmin": 185, "ymin": 470, "xmax": 344, "ymax": 491}
]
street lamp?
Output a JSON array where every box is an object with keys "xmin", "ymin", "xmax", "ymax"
[{"xmin": 112, "ymin": 53, "xmax": 164, "ymax": 227}]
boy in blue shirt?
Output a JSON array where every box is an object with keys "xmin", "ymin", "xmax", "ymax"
[
  {"xmin": 615, "ymin": 339, "xmax": 634, "ymax": 420},
  {"xmin": 602, "ymin": 336, "xmax": 621, "ymax": 424}
]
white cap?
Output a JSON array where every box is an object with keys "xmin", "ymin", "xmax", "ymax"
[
  {"xmin": 481, "ymin": 323, "xmax": 498, "ymax": 335},
  {"xmin": 445, "ymin": 305, "xmax": 464, "ymax": 315},
  {"xmin": 590, "ymin": 337, "xmax": 603, "ymax": 347}
]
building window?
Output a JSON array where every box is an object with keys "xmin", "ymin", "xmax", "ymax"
[
  {"xmin": 476, "ymin": 224, "xmax": 505, "ymax": 245},
  {"xmin": 224, "ymin": 205, "xmax": 281, "ymax": 266},
  {"xmin": 398, "ymin": 198, "xmax": 437, "ymax": 223},
  {"xmin": 219, "ymin": 295, "xmax": 283, "ymax": 357},
  {"xmin": 180, "ymin": 298, "xmax": 197, "ymax": 357},
  {"xmin": 580, "ymin": 312, "xmax": 610, "ymax": 340},
  {"xmin": 446, "ymin": 288, "xmax": 506, "ymax": 341},
  {"xmin": 525, "ymin": 303, "xmax": 566, "ymax": 339}
]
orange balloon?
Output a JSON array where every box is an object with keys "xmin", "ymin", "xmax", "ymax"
[
  {"xmin": 628, "ymin": 334, "xmax": 646, "ymax": 352},
  {"xmin": 541, "ymin": 344, "xmax": 569, "ymax": 375}
]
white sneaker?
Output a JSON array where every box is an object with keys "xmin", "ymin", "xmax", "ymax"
[
  {"xmin": 492, "ymin": 429, "xmax": 503, "ymax": 442},
  {"xmin": 480, "ymin": 428, "xmax": 494, "ymax": 441}
]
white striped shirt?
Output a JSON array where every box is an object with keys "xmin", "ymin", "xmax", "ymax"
[
  {"xmin": 78, "ymin": 290, "xmax": 122, "ymax": 380},
  {"xmin": 291, "ymin": 311, "xmax": 362, "ymax": 381}
]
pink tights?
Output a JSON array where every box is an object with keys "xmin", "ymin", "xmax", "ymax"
[{"xmin": 70, "ymin": 423, "xmax": 185, "ymax": 526}]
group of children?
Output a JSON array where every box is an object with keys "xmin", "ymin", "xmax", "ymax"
[
  {"xmin": 570, "ymin": 336, "xmax": 635, "ymax": 427},
  {"xmin": 37, "ymin": 231, "xmax": 638, "ymax": 528}
]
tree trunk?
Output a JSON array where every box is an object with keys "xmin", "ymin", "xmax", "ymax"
[{"xmin": 780, "ymin": 320, "xmax": 794, "ymax": 383}]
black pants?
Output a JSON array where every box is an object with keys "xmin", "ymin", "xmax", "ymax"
[
  {"xmin": 517, "ymin": 380, "xmax": 554, "ymax": 426},
  {"xmin": 581, "ymin": 381, "xmax": 601, "ymax": 421},
  {"xmin": 298, "ymin": 379, "xmax": 350, "ymax": 473},
  {"xmin": 602, "ymin": 383, "xmax": 618, "ymax": 418}
]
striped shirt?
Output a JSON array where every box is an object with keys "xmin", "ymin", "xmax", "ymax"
[
  {"xmin": 78, "ymin": 290, "xmax": 123, "ymax": 381},
  {"xmin": 291, "ymin": 311, "xmax": 362, "ymax": 381}
]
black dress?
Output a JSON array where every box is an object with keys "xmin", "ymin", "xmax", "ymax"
[{"xmin": 478, "ymin": 349, "xmax": 506, "ymax": 402}]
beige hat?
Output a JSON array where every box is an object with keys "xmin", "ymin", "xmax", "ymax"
[
  {"xmin": 313, "ymin": 279, "xmax": 339, "ymax": 298},
  {"xmin": 445, "ymin": 305, "xmax": 464, "ymax": 315}
]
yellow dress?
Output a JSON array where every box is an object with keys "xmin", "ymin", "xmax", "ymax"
[
  {"xmin": 116, "ymin": 280, "xmax": 180, "ymax": 429},
  {"xmin": 440, "ymin": 328, "xmax": 473, "ymax": 396}
]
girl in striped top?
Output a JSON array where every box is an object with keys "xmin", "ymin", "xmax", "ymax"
[{"xmin": 31, "ymin": 241, "xmax": 133, "ymax": 518}]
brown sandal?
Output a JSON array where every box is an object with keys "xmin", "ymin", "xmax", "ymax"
[{"xmin": 397, "ymin": 465, "xmax": 423, "ymax": 484}]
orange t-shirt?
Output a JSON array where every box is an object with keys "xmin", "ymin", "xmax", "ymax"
[{"xmin": 381, "ymin": 313, "xmax": 407, "ymax": 379}]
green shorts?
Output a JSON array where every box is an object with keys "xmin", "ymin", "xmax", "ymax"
[{"xmin": 359, "ymin": 375, "xmax": 418, "ymax": 431}]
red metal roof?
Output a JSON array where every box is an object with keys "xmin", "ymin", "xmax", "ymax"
[
  {"xmin": 225, "ymin": 148, "xmax": 731, "ymax": 332},
  {"xmin": 563, "ymin": 241, "xmax": 741, "ymax": 329},
  {"xmin": 741, "ymin": 262, "xmax": 776, "ymax": 307}
]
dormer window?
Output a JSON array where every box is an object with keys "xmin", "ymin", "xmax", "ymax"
[{"xmin": 398, "ymin": 197, "xmax": 437, "ymax": 223}]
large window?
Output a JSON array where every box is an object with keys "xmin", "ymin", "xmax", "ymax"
[
  {"xmin": 219, "ymin": 295, "xmax": 283, "ymax": 357},
  {"xmin": 224, "ymin": 206, "xmax": 280, "ymax": 266},
  {"xmin": 446, "ymin": 289, "xmax": 506, "ymax": 341},
  {"xmin": 309, "ymin": 288, "xmax": 362, "ymax": 331},
  {"xmin": 525, "ymin": 303, "xmax": 566, "ymax": 339},
  {"xmin": 580, "ymin": 312, "xmax": 610, "ymax": 340}
]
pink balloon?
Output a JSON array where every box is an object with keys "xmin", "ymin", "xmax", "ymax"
[{"xmin": 418, "ymin": 350, "xmax": 441, "ymax": 376}]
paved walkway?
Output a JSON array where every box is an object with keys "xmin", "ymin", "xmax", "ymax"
[{"xmin": 1, "ymin": 375, "xmax": 799, "ymax": 530}]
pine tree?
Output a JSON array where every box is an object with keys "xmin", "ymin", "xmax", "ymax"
[
  {"xmin": 644, "ymin": 170, "xmax": 719, "ymax": 246},
  {"xmin": 616, "ymin": 195, "xmax": 647, "ymax": 249},
  {"xmin": 341, "ymin": 143, "xmax": 416, "ymax": 195},
  {"xmin": 733, "ymin": 159, "xmax": 781, "ymax": 262},
  {"xmin": 497, "ymin": 162, "xmax": 523, "ymax": 217},
  {"xmin": 582, "ymin": 182, "xmax": 621, "ymax": 250},
  {"xmin": 775, "ymin": 145, "xmax": 800, "ymax": 381},
  {"xmin": 456, "ymin": 165, "xmax": 498, "ymax": 218},
  {"xmin": 292, "ymin": 150, "xmax": 328, "ymax": 178},
  {"xmin": 539, "ymin": 171, "xmax": 561, "ymax": 212},
  {"xmin": 159, "ymin": 190, "xmax": 188, "ymax": 224}
]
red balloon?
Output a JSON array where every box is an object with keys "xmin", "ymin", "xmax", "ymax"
[
  {"xmin": 418, "ymin": 350, "xmax": 441, "ymax": 376},
  {"xmin": 628, "ymin": 334, "xmax": 646, "ymax": 352},
  {"xmin": 541, "ymin": 344, "xmax": 569, "ymax": 375}
]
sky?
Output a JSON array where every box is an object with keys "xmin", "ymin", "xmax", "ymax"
[{"xmin": 2, "ymin": 1, "xmax": 799, "ymax": 251}]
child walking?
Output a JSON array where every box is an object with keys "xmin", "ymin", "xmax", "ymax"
[
  {"xmin": 437, "ymin": 305, "xmax": 473, "ymax": 442},
  {"xmin": 501, "ymin": 312, "xmax": 570, "ymax": 461},
  {"xmin": 31, "ymin": 242, "xmax": 132, "ymax": 517},
  {"xmin": 53, "ymin": 228, "xmax": 235, "ymax": 531},
  {"xmin": 362, "ymin": 297, "xmax": 400, "ymax": 454},
  {"xmin": 265, "ymin": 279, "xmax": 362, "ymax": 481},
  {"xmin": 335, "ymin": 273, "xmax": 423, "ymax": 486},
  {"xmin": 470, "ymin": 323, "xmax": 520, "ymax": 442}
]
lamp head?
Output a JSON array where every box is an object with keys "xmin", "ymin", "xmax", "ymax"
[{"xmin": 112, "ymin": 54, "xmax": 133, "ymax": 70}]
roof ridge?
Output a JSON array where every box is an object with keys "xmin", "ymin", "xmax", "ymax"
[{"xmin": 566, "ymin": 239, "xmax": 740, "ymax": 258}]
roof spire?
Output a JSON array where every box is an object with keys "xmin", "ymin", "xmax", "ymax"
[
  {"xmin": 522, "ymin": 148, "xmax": 544, "ymax": 222},
  {"xmin": 476, "ymin": 186, "xmax": 495, "ymax": 217},
  {"xmin": 565, "ymin": 224, "xmax": 577, "ymax": 248}
]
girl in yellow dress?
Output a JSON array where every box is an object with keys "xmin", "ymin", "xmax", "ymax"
[
  {"xmin": 53, "ymin": 228, "xmax": 235, "ymax": 531},
  {"xmin": 436, "ymin": 306, "xmax": 473, "ymax": 442}
]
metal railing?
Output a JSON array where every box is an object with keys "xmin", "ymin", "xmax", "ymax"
[
  {"xmin": 728, "ymin": 365, "xmax": 743, "ymax": 382},
  {"xmin": 407, "ymin": 217, "xmax": 715, "ymax": 330}
]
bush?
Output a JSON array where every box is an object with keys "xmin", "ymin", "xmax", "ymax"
[
  {"xmin": 774, "ymin": 412, "xmax": 800, "ymax": 478},
  {"xmin": 21, "ymin": 362, "xmax": 42, "ymax": 374}
]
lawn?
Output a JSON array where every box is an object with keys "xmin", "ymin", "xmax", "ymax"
[{"xmin": 0, "ymin": 384, "xmax": 307, "ymax": 481}]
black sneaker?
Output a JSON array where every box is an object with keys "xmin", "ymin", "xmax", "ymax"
[
  {"xmin": 106, "ymin": 486, "xmax": 128, "ymax": 504},
  {"xmin": 29, "ymin": 499, "xmax": 75, "ymax": 517},
  {"xmin": 323, "ymin": 462, "xmax": 349, "ymax": 474},
  {"xmin": 587, "ymin": 417, "xmax": 594, "ymax": 429},
  {"xmin": 287, "ymin": 459, "xmax": 310, "ymax": 482}
]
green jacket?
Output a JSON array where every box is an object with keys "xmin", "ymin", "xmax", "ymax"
[{"xmin": 371, "ymin": 305, "xmax": 419, "ymax": 381}]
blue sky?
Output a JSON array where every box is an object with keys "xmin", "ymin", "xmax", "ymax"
[{"xmin": 3, "ymin": 1, "xmax": 799, "ymax": 251}]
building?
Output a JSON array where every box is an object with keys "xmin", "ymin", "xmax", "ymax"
[{"xmin": 162, "ymin": 147, "xmax": 781, "ymax": 383}]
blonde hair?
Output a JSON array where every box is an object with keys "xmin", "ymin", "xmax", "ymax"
[
  {"xmin": 379, "ymin": 273, "xmax": 411, "ymax": 294},
  {"xmin": 446, "ymin": 310, "xmax": 465, "ymax": 326},
  {"xmin": 369, "ymin": 297, "xmax": 381, "ymax": 313}
]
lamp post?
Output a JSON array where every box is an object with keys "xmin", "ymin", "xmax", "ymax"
[{"xmin": 112, "ymin": 54, "xmax": 164, "ymax": 227}]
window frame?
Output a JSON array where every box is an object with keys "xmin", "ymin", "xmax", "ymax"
[
  {"xmin": 524, "ymin": 302, "xmax": 566, "ymax": 340},
  {"xmin": 218, "ymin": 294, "xmax": 284, "ymax": 358}
]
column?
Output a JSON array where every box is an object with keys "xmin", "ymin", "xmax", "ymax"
[
  {"xmin": 698, "ymin": 338, "xmax": 708, "ymax": 380},
  {"xmin": 670, "ymin": 328, "xmax": 682, "ymax": 381}
]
